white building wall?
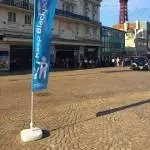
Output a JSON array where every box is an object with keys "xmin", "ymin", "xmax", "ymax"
[
  {"xmin": 0, "ymin": 0, "xmax": 101, "ymax": 42},
  {"xmin": 58, "ymin": 0, "xmax": 100, "ymax": 21},
  {"xmin": 0, "ymin": 0, "xmax": 101, "ymax": 71},
  {"xmin": 74, "ymin": 0, "xmax": 84, "ymax": 15},
  {"xmin": 78, "ymin": 24, "xmax": 85, "ymax": 39},
  {"xmin": 88, "ymin": 3, "xmax": 93, "ymax": 19},
  {"xmin": 0, "ymin": 7, "xmax": 32, "ymax": 33},
  {"xmin": 53, "ymin": 19, "xmax": 60, "ymax": 36}
]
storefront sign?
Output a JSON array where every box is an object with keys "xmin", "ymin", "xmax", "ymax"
[{"xmin": 0, "ymin": 51, "xmax": 9, "ymax": 71}]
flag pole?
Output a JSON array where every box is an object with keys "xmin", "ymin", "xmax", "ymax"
[
  {"xmin": 29, "ymin": 0, "xmax": 36, "ymax": 131},
  {"xmin": 20, "ymin": 0, "xmax": 57, "ymax": 142},
  {"xmin": 20, "ymin": 90, "xmax": 42, "ymax": 143},
  {"xmin": 20, "ymin": 0, "xmax": 42, "ymax": 141},
  {"xmin": 30, "ymin": 92, "xmax": 34, "ymax": 130}
]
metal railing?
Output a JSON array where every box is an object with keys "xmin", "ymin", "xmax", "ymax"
[
  {"xmin": 55, "ymin": 9, "xmax": 90, "ymax": 22},
  {"xmin": 0, "ymin": 1, "xmax": 100, "ymax": 25},
  {"xmin": 0, "ymin": 0, "xmax": 33, "ymax": 11},
  {"xmin": 55, "ymin": 9, "xmax": 101, "ymax": 25}
]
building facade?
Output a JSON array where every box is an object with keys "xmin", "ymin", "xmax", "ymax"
[
  {"xmin": 113, "ymin": 20, "xmax": 150, "ymax": 56},
  {"xmin": 0, "ymin": 0, "xmax": 102, "ymax": 71},
  {"xmin": 101, "ymin": 26, "xmax": 125, "ymax": 66}
]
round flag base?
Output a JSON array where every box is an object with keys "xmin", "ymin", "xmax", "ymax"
[{"xmin": 20, "ymin": 127, "xmax": 43, "ymax": 142}]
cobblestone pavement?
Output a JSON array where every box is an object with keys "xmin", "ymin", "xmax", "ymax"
[{"xmin": 0, "ymin": 67, "xmax": 150, "ymax": 150}]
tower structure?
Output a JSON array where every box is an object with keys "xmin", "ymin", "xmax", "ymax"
[{"xmin": 119, "ymin": 0, "xmax": 128, "ymax": 24}]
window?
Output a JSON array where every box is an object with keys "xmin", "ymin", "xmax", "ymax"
[
  {"xmin": 92, "ymin": 12, "xmax": 96, "ymax": 20},
  {"xmin": 93, "ymin": 27, "xmax": 97, "ymax": 36},
  {"xmin": 76, "ymin": 24, "xmax": 79, "ymax": 37},
  {"xmin": 25, "ymin": 14, "xmax": 31, "ymax": 24},
  {"xmin": 23, "ymin": 0, "xmax": 29, "ymax": 3},
  {"xmin": 23, "ymin": 0, "xmax": 29, "ymax": 9},
  {"xmin": 8, "ymin": 12, "xmax": 16, "ymax": 22},
  {"xmin": 92, "ymin": 4, "xmax": 97, "ymax": 20},
  {"xmin": 62, "ymin": 1, "xmax": 75, "ymax": 13},
  {"xmin": 70, "ymin": 5, "xmax": 74, "ymax": 13},
  {"xmin": 85, "ymin": 26, "xmax": 90, "ymax": 35}
]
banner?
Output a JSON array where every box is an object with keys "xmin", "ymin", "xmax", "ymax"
[
  {"xmin": 0, "ymin": 51, "xmax": 9, "ymax": 71},
  {"xmin": 32, "ymin": 0, "xmax": 57, "ymax": 91}
]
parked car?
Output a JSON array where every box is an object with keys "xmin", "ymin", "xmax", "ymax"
[{"xmin": 130, "ymin": 56, "xmax": 149, "ymax": 71}]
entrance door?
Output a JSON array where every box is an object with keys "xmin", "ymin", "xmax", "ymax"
[
  {"xmin": 56, "ymin": 50, "xmax": 74, "ymax": 59},
  {"xmin": 10, "ymin": 45, "xmax": 32, "ymax": 71},
  {"xmin": 55, "ymin": 45, "xmax": 80, "ymax": 68},
  {"xmin": 56, "ymin": 50, "xmax": 75, "ymax": 68}
]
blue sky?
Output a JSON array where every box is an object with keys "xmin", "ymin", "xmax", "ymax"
[{"xmin": 101, "ymin": 0, "xmax": 150, "ymax": 27}]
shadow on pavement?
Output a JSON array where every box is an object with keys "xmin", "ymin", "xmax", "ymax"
[
  {"xmin": 0, "ymin": 68, "xmax": 131, "ymax": 77},
  {"xmin": 101, "ymin": 70, "xmax": 131, "ymax": 73},
  {"xmin": 42, "ymin": 130, "xmax": 50, "ymax": 139},
  {"xmin": 96, "ymin": 99, "xmax": 150, "ymax": 117},
  {"xmin": 0, "ymin": 70, "xmax": 32, "ymax": 76},
  {"xmin": 36, "ymin": 91, "xmax": 51, "ymax": 97},
  {"xmin": 49, "ymin": 99, "xmax": 150, "ymax": 133}
]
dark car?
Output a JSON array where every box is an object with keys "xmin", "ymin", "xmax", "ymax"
[{"xmin": 130, "ymin": 56, "xmax": 149, "ymax": 71}]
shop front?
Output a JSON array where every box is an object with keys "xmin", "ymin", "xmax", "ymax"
[
  {"xmin": 55, "ymin": 45, "xmax": 80, "ymax": 69},
  {"xmin": 10, "ymin": 45, "xmax": 32, "ymax": 71},
  {"xmin": 84, "ymin": 46, "xmax": 99, "ymax": 68}
]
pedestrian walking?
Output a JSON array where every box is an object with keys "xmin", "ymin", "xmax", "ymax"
[{"xmin": 116, "ymin": 57, "xmax": 120, "ymax": 67}]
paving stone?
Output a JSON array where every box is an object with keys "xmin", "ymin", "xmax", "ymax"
[{"xmin": 0, "ymin": 68, "xmax": 150, "ymax": 150}]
